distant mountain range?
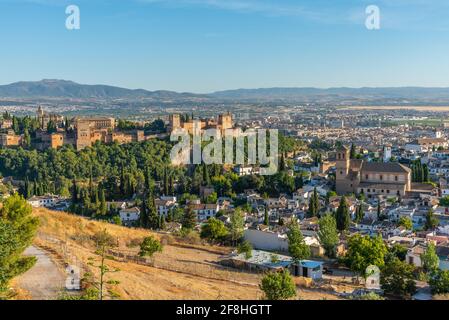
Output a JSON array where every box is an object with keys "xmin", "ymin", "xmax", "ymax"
[
  {"xmin": 2, "ymin": 79, "xmax": 449, "ymax": 104},
  {"xmin": 0, "ymin": 79, "xmax": 205, "ymax": 100}
]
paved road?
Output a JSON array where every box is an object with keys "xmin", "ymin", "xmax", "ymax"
[{"xmin": 16, "ymin": 246, "xmax": 66, "ymax": 300}]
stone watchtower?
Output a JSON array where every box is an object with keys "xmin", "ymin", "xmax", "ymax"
[
  {"xmin": 218, "ymin": 112, "xmax": 233, "ymax": 131},
  {"xmin": 37, "ymin": 105, "xmax": 45, "ymax": 129},
  {"xmin": 335, "ymin": 145, "xmax": 351, "ymax": 194},
  {"xmin": 169, "ymin": 114, "xmax": 181, "ymax": 133}
]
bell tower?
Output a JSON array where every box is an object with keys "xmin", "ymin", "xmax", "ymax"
[{"xmin": 336, "ymin": 145, "xmax": 350, "ymax": 194}]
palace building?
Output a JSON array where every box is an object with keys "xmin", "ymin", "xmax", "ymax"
[{"xmin": 168, "ymin": 112, "xmax": 234, "ymax": 135}]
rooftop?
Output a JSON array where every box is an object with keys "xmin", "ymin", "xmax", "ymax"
[
  {"xmin": 361, "ymin": 162, "xmax": 411, "ymax": 174},
  {"xmin": 231, "ymin": 250, "xmax": 292, "ymax": 269}
]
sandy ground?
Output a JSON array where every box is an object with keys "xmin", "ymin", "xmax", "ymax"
[{"xmin": 15, "ymin": 246, "xmax": 66, "ymax": 300}]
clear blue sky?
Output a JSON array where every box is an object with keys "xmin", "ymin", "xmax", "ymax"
[{"xmin": 1, "ymin": 0, "xmax": 449, "ymax": 93}]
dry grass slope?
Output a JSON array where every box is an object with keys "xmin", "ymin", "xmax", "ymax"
[
  {"xmin": 33, "ymin": 208, "xmax": 263, "ymax": 300},
  {"xmin": 32, "ymin": 208, "xmax": 341, "ymax": 300}
]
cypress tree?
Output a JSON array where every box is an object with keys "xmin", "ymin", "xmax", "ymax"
[
  {"xmin": 146, "ymin": 190, "xmax": 158, "ymax": 229},
  {"xmin": 423, "ymin": 164, "xmax": 429, "ymax": 182},
  {"xmin": 280, "ymin": 154, "xmax": 286, "ymax": 171},
  {"xmin": 350, "ymin": 144, "xmax": 356, "ymax": 159},
  {"xmin": 307, "ymin": 188, "xmax": 320, "ymax": 217},
  {"xmin": 182, "ymin": 207, "xmax": 197, "ymax": 230},
  {"xmin": 140, "ymin": 198, "xmax": 149, "ymax": 228},
  {"xmin": 295, "ymin": 175, "xmax": 303, "ymax": 189},
  {"xmin": 264, "ymin": 207, "xmax": 269, "ymax": 226},
  {"xmin": 99, "ymin": 188, "xmax": 107, "ymax": 216},
  {"xmin": 159, "ymin": 215, "xmax": 166, "ymax": 230},
  {"xmin": 71, "ymin": 179, "xmax": 78, "ymax": 203},
  {"xmin": 355, "ymin": 204, "xmax": 364, "ymax": 223},
  {"xmin": 169, "ymin": 175, "xmax": 175, "ymax": 196},
  {"xmin": 163, "ymin": 167, "xmax": 169, "ymax": 196},
  {"xmin": 336, "ymin": 196, "xmax": 350, "ymax": 232},
  {"xmin": 120, "ymin": 167, "xmax": 126, "ymax": 196},
  {"xmin": 202, "ymin": 164, "xmax": 210, "ymax": 186}
]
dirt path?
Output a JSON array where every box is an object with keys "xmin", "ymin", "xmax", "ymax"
[{"xmin": 15, "ymin": 246, "xmax": 66, "ymax": 300}]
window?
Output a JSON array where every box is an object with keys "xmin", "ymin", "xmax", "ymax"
[
  {"xmin": 365, "ymin": 174, "xmax": 369, "ymax": 180},
  {"xmin": 395, "ymin": 176, "xmax": 398, "ymax": 181},
  {"xmin": 380, "ymin": 175, "xmax": 383, "ymax": 181},
  {"xmin": 387, "ymin": 190, "xmax": 390, "ymax": 194},
  {"xmin": 367, "ymin": 189, "xmax": 371, "ymax": 192}
]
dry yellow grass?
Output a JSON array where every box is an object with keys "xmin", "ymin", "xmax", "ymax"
[
  {"xmin": 33, "ymin": 208, "xmax": 263, "ymax": 300},
  {"xmin": 32, "ymin": 208, "xmax": 341, "ymax": 300}
]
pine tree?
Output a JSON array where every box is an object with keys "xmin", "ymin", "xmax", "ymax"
[
  {"xmin": 0, "ymin": 194, "xmax": 39, "ymax": 294},
  {"xmin": 336, "ymin": 196, "xmax": 350, "ymax": 232}
]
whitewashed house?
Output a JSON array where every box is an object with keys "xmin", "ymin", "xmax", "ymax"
[
  {"xmin": 119, "ymin": 207, "xmax": 141, "ymax": 225},
  {"xmin": 27, "ymin": 195, "xmax": 60, "ymax": 208}
]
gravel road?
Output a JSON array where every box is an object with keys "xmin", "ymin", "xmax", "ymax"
[{"xmin": 16, "ymin": 246, "xmax": 66, "ymax": 300}]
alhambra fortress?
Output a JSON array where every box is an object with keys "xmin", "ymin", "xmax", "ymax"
[{"xmin": 0, "ymin": 107, "xmax": 239, "ymax": 151}]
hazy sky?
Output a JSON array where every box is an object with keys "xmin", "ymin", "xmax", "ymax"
[{"xmin": 1, "ymin": 0, "xmax": 449, "ymax": 92}]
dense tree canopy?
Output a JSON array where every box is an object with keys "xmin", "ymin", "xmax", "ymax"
[
  {"xmin": 259, "ymin": 269, "xmax": 296, "ymax": 300},
  {"xmin": 0, "ymin": 194, "xmax": 39, "ymax": 295},
  {"xmin": 345, "ymin": 234, "xmax": 387, "ymax": 278},
  {"xmin": 317, "ymin": 214, "xmax": 339, "ymax": 258}
]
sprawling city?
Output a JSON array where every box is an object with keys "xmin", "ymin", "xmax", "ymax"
[{"xmin": 1, "ymin": 0, "xmax": 449, "ymax": 315}]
